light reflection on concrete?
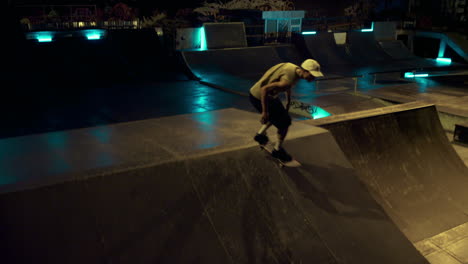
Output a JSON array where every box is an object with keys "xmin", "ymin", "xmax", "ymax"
[{"xmin": 191, "ymin": 110, "xmax": 220, "ymax": 149}]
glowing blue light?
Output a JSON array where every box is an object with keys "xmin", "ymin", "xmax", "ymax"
[
  {"xmin": 86, "ymin": 34, "xmax": 101, "ymax": 40},
  {"xmin": 38, "ymin": 37, "xmax": 53, "ymax": 42},
  {"xmin": 361, "ymin": 22, "xmax": 374, "ymax": 32},
  {"xmin": 200, "ymin": 26, "xmax": 207, "ymax": 51},
  {"xmin": 405, "ymin": 72, "xmax": 429, "ymax": 78},
  {"xmin": 312, "ymin": 106, "xmax": 332, "ymax": 119},
  {"xmin": 436, "ymin": 57, "xmax": 452, "ymax": 64},
  {"xmin": 26, "ymin": 31, "xmax": 55, "ymax": 42},
  {"xmin": 302, "ymin": 31, "xmax": 317, "ymax": 35},
  {"xmin": 83, "ymin": 29, "xmax": 105, "ymax": 40},
  {"xmin": 34, "ymin": 32, "xmax": 54, "ymax": 42}
]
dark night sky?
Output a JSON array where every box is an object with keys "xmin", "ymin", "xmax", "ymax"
[
  {"xmin": 11, "ymin": 0, "xmax": 354, "ymax": 13},
  {"xmin": 10, "ymin": 0, "xmax": 412, "ymax": 18},
  {"xmin": 136, "ymin": 0, "xmax": 355, "ymax": 15},
  {"xmin": 295, "ymin": 0, "xmax": 352, "ymax": 15}
]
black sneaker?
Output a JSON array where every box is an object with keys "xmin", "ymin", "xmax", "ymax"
[
  {"xmin": 254, "ymin": 133, "xmax": 269, "ymax": 145},
  {"xmin": 272, "ymin": 147, "xmax": 292, "ymax": 162}
]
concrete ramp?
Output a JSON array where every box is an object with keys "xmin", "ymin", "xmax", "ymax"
[
  {"xmin": 378, "ymin": 40, "xmax": 440, "ymax": 68},
  {"xmin": 296, "ymin": 32, "xmax": 358, "ymax": 76},
  {"xmin": 294, "ymin": 32, "xmax": 432, "ymax": 76},
  {"xmin": 348, "ymin": 32, "xmax": 465, "ymax": 73},
  {"xmin": 182, "ymin": 46, "xmax": 283, "ymax": 95},
  {"xmin": 0, "ymin": 113, "xmax": 427, "ymax": 263},
  {"xmin": 378, "ymin": 40, "xmax": 419, "ymax": 60},
  {"xmin": 182, "ymin": 46, "xmax": 282, "ymax": 81},
  {"xmin": 347, "ymin": 31, "xmax": 395, "ymax": 65},
  {"xmin": 347, "ymin": 31, "xmax": 417, "ymax": 73},
  {"xmin": 307, "ymin": 102, "xmax": 468, "ymax": 242},
  {"xmin": 181, "ymin": 45, "xmax": 310, "ymax": 96}
]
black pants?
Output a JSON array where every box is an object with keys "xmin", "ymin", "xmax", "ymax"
[{"xmin": 249, "ymin": 93, "xmax": 291, "ymax": 129}]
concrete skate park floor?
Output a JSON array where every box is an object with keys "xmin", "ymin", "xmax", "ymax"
[{"xmin": 3, "ymin": 73, "xmax": 468, "ymax": 189}]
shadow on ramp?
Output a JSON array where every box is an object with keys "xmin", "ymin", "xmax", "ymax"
[{"xmin": 285, "ymin": 162, "xmax": 386, "ymax": 220}]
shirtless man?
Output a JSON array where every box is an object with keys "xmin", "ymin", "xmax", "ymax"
[{"xmin": 249, "ymin": 59, "xmax": 324, "ymax": 161}]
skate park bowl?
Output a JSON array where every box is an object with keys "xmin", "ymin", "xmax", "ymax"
[{"xmin": 4, "ymin": 19, "xmax": 468, "ymax": 264}]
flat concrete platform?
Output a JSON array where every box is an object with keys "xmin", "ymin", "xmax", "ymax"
[
  {"xmin": 0, "ymin": 80, "xmax": 255, "ymax": 140},
  {"xmin": 0, "ymin": 108, "xmax": 312, "ymax": 193},
  {"xmin": 0, "ymin": 109, "xmax": 428, "ymax": 264},
  {"xmin": 415, "ymin": 222, "xmax": 468, "ymax": 264},
  {"xmin": 361, "ymin": 80, "xmax": 468, "ymax": 118}
]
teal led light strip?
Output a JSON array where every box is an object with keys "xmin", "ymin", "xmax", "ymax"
[
  {"xmin": 83, "ymin": 29, "xmax": 106, "ymax": 40},
  {"xmin": 33, "ymin": 32, "xmax": 54, "ymax": 42},
  {"xmin": 86, "ymin": 34, "xmax": 101, "ymax": 40},
  {"xmin": 404, "ymin": 72, "xmax": 429, "ymax": 78},
  {"xmin": 436, "ymin": 57, "xmax": 452, "ymax": 63},
  {"xmin": 361, "ymin": 22, "xmax": 374, "ymax": 32},
  {"xmin": 37, "ymin": 37, "xmax": 53, "ymax": 42},
  {"xmin": 200, "ymin": 26, "xmax": 207, "ymax": 51}
]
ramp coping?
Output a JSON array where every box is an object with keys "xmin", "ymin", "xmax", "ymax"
[{"xmin": 306, "ymin": 101, "xmax": 434, "ymax": 126}]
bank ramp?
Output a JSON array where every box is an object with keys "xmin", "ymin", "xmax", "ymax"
[
  {"xmin": 348, "ymin": 31, "xmax": 468, "ymax": 73},
  {"xmin": 181, "ymin": 45, "xmax": 306, "ymax": 96},
  {"xmin": 308, "ymin": 102, "xmax": 468, "ymax": 242},
  {"xmin": 298, "ymin": 31, "xmax": 465, "ymax": 76},
  {"xmin": 294, "ymin": 32, "xmax": 358, "ymax": 76},
  {"xmin": 0, "ymin": 109, "xmax": 426, "ymax": 264}
]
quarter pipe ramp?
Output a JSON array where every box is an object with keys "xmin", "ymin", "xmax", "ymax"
[{"xmin": 308, "ymin": 102, "xmax": 468, "ymax": 242}]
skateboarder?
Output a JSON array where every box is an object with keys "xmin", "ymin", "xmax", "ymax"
[{"xmin": 249, "ymin": 59, "xmax": 324, "ymax": 162}]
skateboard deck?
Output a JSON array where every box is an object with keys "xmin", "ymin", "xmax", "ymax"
[{"xmin": 260, "ymin": 144, "xmax": 301, "ymax": 168}]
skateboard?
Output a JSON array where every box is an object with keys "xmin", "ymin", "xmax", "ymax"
[{"xmin": 260, "ymin": 144, "xmax": 301, "ymax": 168}]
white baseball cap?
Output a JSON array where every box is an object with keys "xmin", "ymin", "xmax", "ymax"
[{"xmin": 301, "ymin": 59, "xmax": 324, "ymax": 77}]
